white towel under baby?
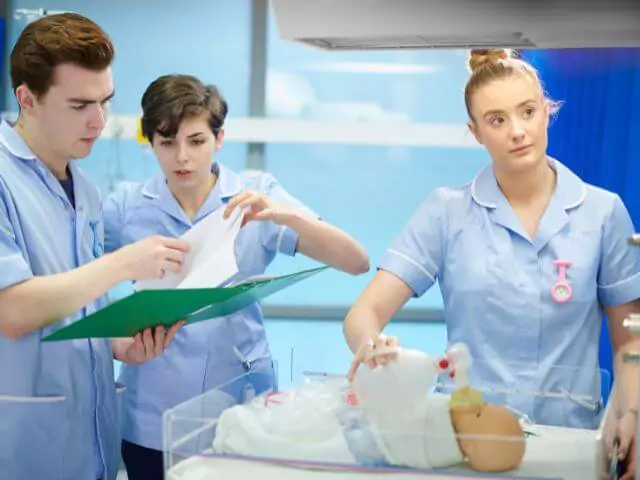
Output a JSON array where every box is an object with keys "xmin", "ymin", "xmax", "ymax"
[{"xmin": 212, "ymin": 381, "xmax": 357, "ymax": 465}]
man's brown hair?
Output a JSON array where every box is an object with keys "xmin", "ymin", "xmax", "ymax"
[{"xmin": 10, "ymin": 12, "xmax": 114, "ymax": 98}]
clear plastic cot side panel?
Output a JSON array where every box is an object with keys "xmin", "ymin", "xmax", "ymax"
[
  {"xmin": 163, "ymin": 360, "xmax": 614, "ymax": 480},
  {"xmin": 296, "ymin": 357, "xmax": 611, "ymax": 427},
  {"xmin": 162, "ymin": 360, "xmax": 279, "ymax": 474},
  {"xmin": 433, "ymin": 359, "xmax": 611, "ymax": 427}
]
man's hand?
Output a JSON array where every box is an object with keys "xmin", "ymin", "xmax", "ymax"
[
  {"xmin": 114, "ymin": 236, "xmax": 190, "ymax": 281},
  {"xmin": 113, "ymin": 321, "xmax": 184, "ymax": 365}
]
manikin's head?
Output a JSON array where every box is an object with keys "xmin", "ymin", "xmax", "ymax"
[
  {"xmin": 450, "ymin": 402, "xmax": 526, "ymax": 472},
  {"xmin": 10, "ymin": 13, "xmax": 115, "ymax": 164}
]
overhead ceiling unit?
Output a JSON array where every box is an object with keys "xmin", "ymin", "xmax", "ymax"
[{"xmin": 270, "ymin": 0, "xmax": 640, "ymax": 50}]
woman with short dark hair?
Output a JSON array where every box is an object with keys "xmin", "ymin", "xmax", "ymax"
[{"xmin": 104, "ymin": 74, "xmax": 370, "ymax": 480}]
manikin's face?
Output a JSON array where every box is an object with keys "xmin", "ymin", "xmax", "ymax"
[
  {"xmin": 151, "ymin": 114, "xmax": 224, "ymax": 193},
  {"xmin": 450, "ymin": 403, "xmax": 525, "ymax": 472},
  {"xmin": 16, "ymin": 63, "xmax": 114, "ymax": 160},
  {"xmin": 468, "ymin": 75, "xmax": 550, "ymax": 175}
]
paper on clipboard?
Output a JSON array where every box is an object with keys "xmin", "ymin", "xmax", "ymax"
[{"xmin": 134, "ymin": 207, "xmax": 245, "ymax": 291}]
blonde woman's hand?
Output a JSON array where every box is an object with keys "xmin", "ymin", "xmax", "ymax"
[{"xmin": 347, "ymin": 333, "xmax": 400, "ymax": 382}]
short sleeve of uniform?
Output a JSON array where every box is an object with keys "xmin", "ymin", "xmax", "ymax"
[
  {"xmin": 597, "ymin": 194, "xmax": 640, "ymax": 306},
  {"xmin": 102, "ymin": 186, "xmax": 126, "ymax": 254},
  {"xmin": 378, "ymin": 188, "xmax": 447, "ymax": 297},
  {"xmin": 0, "ymin": 181, "xmax": 33, "ymax": 290},
  {"xmin": 259, "ymin": 173, "xmax": 319, "ymax": 257}
]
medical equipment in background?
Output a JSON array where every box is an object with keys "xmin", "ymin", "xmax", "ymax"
[
  {"xmin": 13, "ymin": 8, "xmax": 68, "ymax": 23},
  {"xmin": 136, "ymin": 118, "xmax": 148, "ymax": 145},
  {"xmin": 270, "ymin": 0, "xmax": 640, "ymax": 51}
]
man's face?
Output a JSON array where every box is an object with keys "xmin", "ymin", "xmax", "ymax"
[{"xmin": 22, "ymin": 63, "xmax": 114, "ymax": 160}]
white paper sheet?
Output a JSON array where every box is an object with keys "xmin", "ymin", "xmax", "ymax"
[{"xmin": 134, "ymin": 207, "xmax": 245, "ymax": 291}]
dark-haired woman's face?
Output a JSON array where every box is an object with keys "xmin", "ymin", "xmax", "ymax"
[{"xmin": 151, "ymin": 114, "xmax": 222, "ymax": 192}]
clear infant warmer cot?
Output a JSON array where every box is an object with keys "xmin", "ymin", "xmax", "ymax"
[{"xmin": 163, "ymin": 355, "xmax": 617, "ymax": 479}]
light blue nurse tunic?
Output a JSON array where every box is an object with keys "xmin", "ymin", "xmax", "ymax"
[
  {"xmin": 0, "ymin": 120, "xmax": 122, "ymax": 480},
  {"xmin": 103, "ymin": 162, "xmax": 316, "ymax": 451},
  {"xmin": 379, "ymin": 158, "xmax": 640, "ymax": 429}
]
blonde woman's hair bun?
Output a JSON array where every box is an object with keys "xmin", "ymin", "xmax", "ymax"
[{"xmin": 468, "ymin": 49, "xmax": 512, "ymax": 73}]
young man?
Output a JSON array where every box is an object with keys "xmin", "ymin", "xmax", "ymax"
[{"xmin": 0, "ymin": 13, "xmax": 189, "ymax": 480}]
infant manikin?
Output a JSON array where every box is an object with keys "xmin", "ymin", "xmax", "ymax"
[{"xmin": 212, "ymin": 343, "xmax": 525, "ymax": 473}]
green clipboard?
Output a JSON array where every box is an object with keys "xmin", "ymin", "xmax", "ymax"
[{"xmin": 43, "ymin": 266, "xmax": 328, "ymax": 341}]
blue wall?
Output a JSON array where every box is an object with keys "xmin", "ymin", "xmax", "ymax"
[
  {"xmin": 5, "ymin": 0, "xmax": 252, "ymax": 182},
  {"xmin": 263, "ymin": 12, "xmax": 489, "ymax": 309},
  {"xmin": 5, "ymin": 0, "xmax": 253, "ymax": 116}
]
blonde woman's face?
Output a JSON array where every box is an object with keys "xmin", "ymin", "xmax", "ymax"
[{"xmin": 468, "ymin": 75, "xmax": 550, "ymax": 174}]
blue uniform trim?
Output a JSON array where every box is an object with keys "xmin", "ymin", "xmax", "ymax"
[{"xmin": 379, "ymin": 249, "xmax": 435, "ymax": 297}]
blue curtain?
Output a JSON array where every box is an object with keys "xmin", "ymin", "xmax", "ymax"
[{"xmin": 522, "ymin": 48, "xmax": 640, "ymax": 402}]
